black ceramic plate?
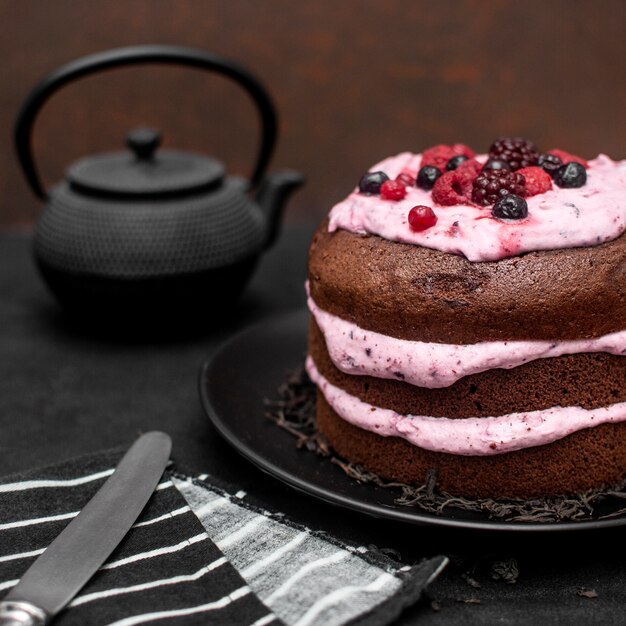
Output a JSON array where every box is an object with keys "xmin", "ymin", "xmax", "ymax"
[{"xmin": 199, "ymin": 309, "xmax": 626, "ymax": 532}]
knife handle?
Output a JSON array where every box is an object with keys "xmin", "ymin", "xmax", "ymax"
[{"xmin": 0, "ymin": 601, "xmax": 48, "ymax": 626}]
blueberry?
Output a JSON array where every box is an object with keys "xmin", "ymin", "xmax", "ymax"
[
  {"xmin": 553, "ymin": 162, "xmax": 587, "ymax": 188},
  {"xmin": 358, "ymin": 171, "xmax": 389, "ymax": 195},
  {"xmin": 482, "ymin": 158, "xmax": 511, "ymax": 172},
  {"xmin": 446, "ymin": 155, "xmax": 469, "ymax": 171},
  {"xmin": 492, "ymin": 194, "xmax": 528, "ymax": 220},
  {"xmin": 416, "ymin": 166, "xmax": 442, "ymax": 190},
  {"xmin": 537, "ymin": 153, "xmax": 563, "ymax": 177}
]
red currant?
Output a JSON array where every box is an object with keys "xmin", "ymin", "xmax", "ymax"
[
  {"xmin": 408, "ymin": 205, "xmax": 437, "ymax": 231},
  {"xmin": 395, "ymin": 172, "xmax": 415, "ymax": 187},
  {"xmin": 380, "ymin": 180, "xmax": 407, "ymax": 201}
]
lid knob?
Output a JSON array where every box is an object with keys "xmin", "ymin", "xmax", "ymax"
[{"xmin": 127, "ymin": 127, "xmax": 161, "ymax": 160}]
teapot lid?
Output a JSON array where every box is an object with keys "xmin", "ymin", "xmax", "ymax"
[{"xmin": 67, "ymin": 128, "xmax": 225, "ymax": 197}]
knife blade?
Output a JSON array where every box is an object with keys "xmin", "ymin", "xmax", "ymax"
[{"xmin": 0, "ymin": 431, "xmax": 172, "ymax": 626}]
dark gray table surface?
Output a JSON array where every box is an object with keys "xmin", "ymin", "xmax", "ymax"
[{"xmin": 1, "ymin": 228, "xmax": 625, "ymax": 625}]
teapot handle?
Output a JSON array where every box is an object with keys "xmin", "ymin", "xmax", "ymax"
[{"xmin": 14, "ymin": 45, "xmax": 277, "ymax": 200}]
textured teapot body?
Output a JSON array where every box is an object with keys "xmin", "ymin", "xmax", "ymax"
[{"xmin": 35, "ymin": 178, "xmax": 266, "ymax": 280}]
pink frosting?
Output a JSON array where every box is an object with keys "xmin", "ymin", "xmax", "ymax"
[
  {"xmin": 306, "ymin": 356, "xmax": 626, "ymax": 456},
  {"xmin": 307, "ymin": 287, "xmax": 626, "ymax": 389},
  {"xmin": 328, "ymin": 153, "xmax": 626, "ymax": 262}
]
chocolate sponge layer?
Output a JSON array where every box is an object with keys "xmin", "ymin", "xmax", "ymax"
[
  {"xmin": 309, "ymin": 318, "xmax": 626, "ymax": 417},
  {"xmin": 316, "ymin": 392, "xmax": 626, "ymax": 499},
  {"xmin": 308, "ymin": 220, "xmax": 626, "ymax": 343}
]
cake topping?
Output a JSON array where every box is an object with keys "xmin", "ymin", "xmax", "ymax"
[
  {"xmin": 492, "ymin": 194, "xmax": 529, "ymax": 220},
  {"xmin": 482, "ymin": 158, "xmax": 511, "ymax": 172},
  {"xmin": 517, "ymin": 166, "xmax": 553, "ymax": 196},
  {"xmin": 537, "ymin": 153, "xmax": 563, "ymax": 176},
  {"xmin": 331, "ymin": 149, "xmax": 625, "ymax": 262},
  {"xmin": 416, "ymin": 165, "xmax": 442, "ymax": 190},
  {"xmin": 553, "ymin": 162, "xmax": 587, "ymax": 188},
  {"xmin": 421, "ymin": 143, "xmax": 475, "ymax": 171},
  {"xmin": 446, "ymin": 155, "xmax": 469, "ymax": 171},
  {"xmin": 547, "ymin": 149, "xmax": 589, "ymax": 169},
  {"xmin": 471, "ymin": 169, "xmax": 526, "ymax": 206},
  {"xmin": 408, "ymin": 205, "xmax": 438, "ymax": 232},
  {"xmin": 380, "ymin": 179, "xmax": 407, "ymax": 201},
  {"xmin": 358, "ymin": 171, "xmax": 389, "ymax": 195},
  {"xmin": 488, "ymin": 137, "xmax": 540, "ymax": 170},
  {"xmin": 395, "ymin": 172, "xmax": 415, "ymax": 187}
]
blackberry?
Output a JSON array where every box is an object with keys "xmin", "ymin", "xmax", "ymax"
[
  {"xmin": 492, "ymin": 194, "xmax": 528, "ymax": 220},
  {"xmin": 553, "ymin": 162, "xmax": 587, "ymax": 188},
  {"xmin": 482, "ymin": 158, "xmax": 510, "ymax": 172},
  {"xmin": 471, "ymin": 170, "xmax": 526, "ymax": 206},
  {"xmin": 416, "ymin": 165, "xmax": 442, "ymax": 190},
  {"xmin": 446, "ymin": 155, "xmax": 468, "ymax": 171},
  {"xmin": 358, "ymin": 171, "xmax": 389, "ymax": 195},
  {"xmin": 489, "ymin": 137, "xmax": 540, "ymax": 171},
  {"xmin": 537, "ymin": 153, "xmax": 563, "ymax": 177}
]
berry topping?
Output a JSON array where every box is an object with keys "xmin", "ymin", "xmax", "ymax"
[
  {"xmin": 488, "ymin": 137, "xmax": 539, "ymax": 170},
  {"xmin": 380, "ymin": 179, "xmax": 408, "ymax": 201},
  {"xmin": 537, "ymin": 153, "xmax": 563, "ymax": 176},
  {"xmin": 408, "ymin": 205, "xmax": 438, "ymax": 231},
  {"xmin": 395, "ymin": 172, "xmax": 415, "ymax": 187},
  {"xmin": 492, "ymin": 194, "xmax": 528, "ymax": 220},
  {"xmin": 431, "ymin": 167, "xmax": 476, "ymax": 206},
  {"xmin": 421, "ymin": 143, "xmax": 475, "ymax": 171},
  {"xmin": 517, "ymin": 166, "xmax": 552, "ymax": 196},
  {"xmin": 482, "ymin": 158, "xmax": 511, "ymax": 172},
  {"xmin": 553, "ymin": 162, "xmax": 587, "ymax": 188},
  {"xmin": 471, "ymin": 169, "xmax": 526, "ymax": 206},
  {"xmin": 547, "ymin": 149, "xmax": 588, "ymax": 169},
  {"xmin": 416, "ymin": 165, "xmax": 442, "ymax": 190},
  {"xmin": 446, "ymin": 155, "xmax": 469, "ymax": 171},
  {"xmin": 358, "ymin": 171, "xmax": 389, "ymax": 195}
]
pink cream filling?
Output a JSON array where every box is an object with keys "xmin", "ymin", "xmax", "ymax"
[
  {"xmin": 306, "ymin": 356, "xmax": 626, "ymax": 456},
  {"xmin": 307, "ymin": 288, "xmax": 626, "ymax": 389},
  {"xmin": 328, "ymin": 153, "xmax": 626, "ymax": 262}
]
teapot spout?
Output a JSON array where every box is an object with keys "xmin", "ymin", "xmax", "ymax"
[{"xmin": 255, "ymin": 170, "xmax": 305, "ymax": 249}]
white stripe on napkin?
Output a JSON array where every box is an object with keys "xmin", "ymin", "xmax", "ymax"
[
  {"xmin": 70, "ymin": 557, "xmax": 228, "ymax": 607},
  {"xmin": 101, "ymin": 533, "xmax": 208, "ymax": 570},
  {"xmin": 0, "ymin": 469, "xmax": 114, "ymax": 493},
  {"xmin": 104, "ymin": 585, "xmax": 252, "ymax": 626},
  {"xmin": 0, "ymin": 511, "xmax": 78, "ymax": 531},
  {"xmin": 293, "ymin": 572, "xmax": 397, "ymax": 626},
  {"xmin": 132, "ymin": 506, "xmax": 190, "ymax": 528}
]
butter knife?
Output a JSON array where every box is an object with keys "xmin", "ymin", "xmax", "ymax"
[{"xmin": 0, "ymin": 431, "xmax": 172, "ymax": 626}]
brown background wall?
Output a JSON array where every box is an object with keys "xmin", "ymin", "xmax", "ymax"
[{"xmin": 2, "ymin": 0, "xmax": 625, "ymax": 228}]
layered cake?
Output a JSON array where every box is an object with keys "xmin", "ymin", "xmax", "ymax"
[{"xmin": 306, "ymin": 139, "xmax": 626, "ymax": 499}]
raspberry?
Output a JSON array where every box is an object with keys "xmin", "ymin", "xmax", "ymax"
[
  {"xmin": 432, "ymin": 169, "xmax": 474, "ymax": 206},
  {"xmin": 395, "ymin": 172, "xmax": 415, "ymax": 187},
  {"xmin": 380, "ymin": 179, "xmax": 407, "ymax": 201},
  {"xmin": 547, "ymin": 149, "xmax": 588, "ymax": 169},
  {"xmin": 517, "ymin": 166, "xmax": 552, "ymax": 196},
  {"xmin": 408, "ymin": 205, "xmax": 438, "ymax": 231},
  {"xmin": 421, "ymin": 143, "xmax": 475, "ymax": 171},
  {"xmin": 455, "ymin": 158, "xmax": 482, "ymax": 179},
  {"xmin": 488, "ymin": 137, "xmax": 540, "ymax": 170},
  {"xmin": 472, "ymin": 170, "xmax": 526, "ymax": 206}
]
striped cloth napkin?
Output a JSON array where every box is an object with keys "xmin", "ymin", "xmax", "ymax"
[{"xmin": 0, "ymin": 449, "xmax": 447, "ymax": 625}]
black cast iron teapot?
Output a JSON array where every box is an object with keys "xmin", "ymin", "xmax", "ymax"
[{"xmin": 15, "ymin": 45, "xmax": 304, "ymax": 329}]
